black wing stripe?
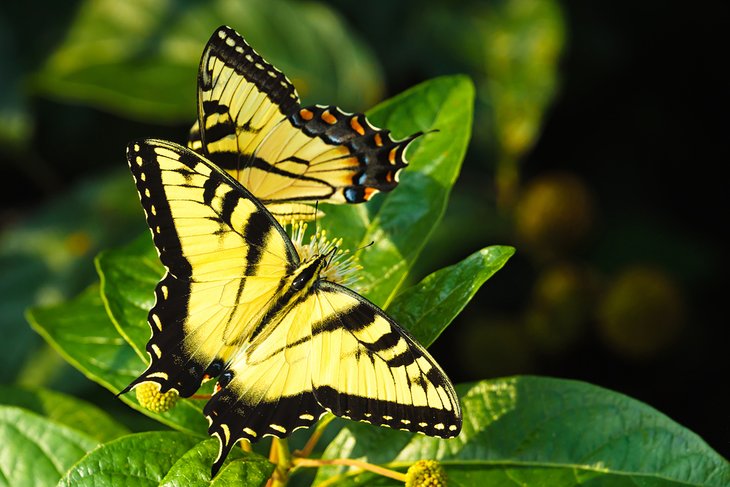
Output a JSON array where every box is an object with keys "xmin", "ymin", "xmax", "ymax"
[
  {"xmin": 200, "ymin": 26, "xmax": 299, "ymax": 115},
  {"xmin": 128, "ymin": 142, "xmax": 193, "ymax": 278},
  {"xmin": 205, "ymin": 386, "xmax": 324, "ymax": 477}
]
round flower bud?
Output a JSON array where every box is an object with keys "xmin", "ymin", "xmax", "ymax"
[
  {"xmin": 405, "ymin": 459, "xmax": 447, "ymax": 487},
  {"xmin": 135, "ymin": 382, "xmax": 179, "ymax": 413}
]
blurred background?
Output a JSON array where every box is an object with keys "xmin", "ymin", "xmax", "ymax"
[{"xmin": 1, "ymin": 0, "xmax": 727, "ymax": 458}]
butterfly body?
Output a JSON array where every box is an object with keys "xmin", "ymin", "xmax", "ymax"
[{"xmin": 123, "ymin": 138, "xmax": 461, "ymax": 476}]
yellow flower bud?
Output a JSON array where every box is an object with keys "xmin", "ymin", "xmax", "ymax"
[
  {"xmin": 135, "ymin": 382, "xmax": 179, "ymax": 413},
  {"xmin": 405, "ymin": 459, "xmax": 447, "ymax": 487}
]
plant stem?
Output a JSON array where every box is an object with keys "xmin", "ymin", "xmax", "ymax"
[
  {"xmin": 292, "ymin": 457, "xmax": 407, "ymax": 483},
  {"xmin": 267, "ymin": 438, "xmax": 292, "ymax": 487},
  {"xmin": 294, "ymin": 414, "xmax": 335, "ymax": 458}
]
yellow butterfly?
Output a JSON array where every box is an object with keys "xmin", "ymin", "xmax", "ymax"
[
  {"xmin": 188, "ymin": 25, "xmax": 422, "ymax": 223},
  {"xmin": 121, "ymin": 139, "xmax": 461, "ymax": 476}
]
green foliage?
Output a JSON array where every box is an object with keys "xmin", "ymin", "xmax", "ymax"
[
  {"xmin": 0, "ymin": 406, "xmax": 99, "ymax": 487},
  {"xmin": 388, "ymin": 246, "xmax": 515, "ymax": 347},
  {"xmin": 323, "ymin": 75, "xmax": 475, "ymax": 307},
  {"xmin": 31, "ymin": 0, "xmax": 382, "ymax": 122},
  {"xmin": 0, "ymin": 385, "xmax": 129, "ymax": 442},
  {"xmin": 316, "ymin": 377, "xmax": 730, "ymax": 486},
  {"xmin": 58, "ymin": 432, "xmax": 203, "ymax": 487},
  {"xmin": 21, "ymin": 73, "xmax": 727, "ymax": 486},
  {"xmin": 3, "ymin": 1, "xmax": 726, "ymax": 485},
  {"xmin": 27, "ymin": 285, "xmax": 210, "ymax": 436}
]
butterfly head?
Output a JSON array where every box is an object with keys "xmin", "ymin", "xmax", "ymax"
[
  {"xmin": 291, "ymin": 254, "xmax": 329, "ymax": 292},
  {"xmin": 290, "ymin": 222, "xmax": 362, "ymax": 289}
]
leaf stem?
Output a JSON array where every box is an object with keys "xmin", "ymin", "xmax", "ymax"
[
  {"xmin": 294, "ymin": 414, "xmax": 335, "ymax": 458},
  {"xmin": 267, "ymin": 438, "xmax": 291, "ymax": 487},
  {"xmin": 292, "ymin": 457, "xmax": 407, "ymax": 483}
]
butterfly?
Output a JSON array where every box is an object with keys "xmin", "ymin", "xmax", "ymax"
[
  {"xmin": 121, "ymin": 138, "xmax": 462, "ymax": 476},
  {"xmin": 188, "ymin": 25, "xmax": 422, "ymax": 223}
]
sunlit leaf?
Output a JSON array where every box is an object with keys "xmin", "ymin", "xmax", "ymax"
[
  {"xmin": 0, "ymin": 406, "xmax": 97, "ymax": 487},
  {"xmin": 58, "ymin": 431, "xmax": 201, "ymax": 487},
  {"xmin": 322, "ymin": 75, "xmax": 475, "ymax": 307},
  {"xmin": 27, "ymin": 285, "xmax": 208, "ymax": 435},
  {"xmin": 316, "ymin": 376, "xmax": 730, "ymax": 486},
  {"xmin": 0, "ymin": 385, "xmax": 129, "ymax": 443},
  {"xmin": 97, "ymin": 233, "xmax": 161, "ymax": 357},
  {"xmin": 389, "ymin": 245, "xmax": 515, "ymax": 347},
  {"xmin": 159, "ymin": 439, "xmax": 273, "ymax": 487}
]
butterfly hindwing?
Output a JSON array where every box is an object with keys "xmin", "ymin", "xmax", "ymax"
[
  {"xmin": 203, "ymin": 281, "xmax": 461, "ymax": 475},
  {"xmin": 122, "ymin": 138, "xmax": 298, "ymax": 397},
  {"xmin": 190, "ymin": 25, "xmax": 420, "ymax": 209},
  {"xmin": 204, "ymin": 291, "xmax": 327, "ymax": 475},
  {"xmin": 311, "ymin": 282, "xmax": 462, "ymax": 437}
]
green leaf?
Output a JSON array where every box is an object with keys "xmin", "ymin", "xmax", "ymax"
[
  {"xmin": 388, "ymin": 246, "xmax": 515, "ymax": 347},
  {"xmin": 26, "ymin": 285, "xmax": 208, "ymax": 435},
  {"xmin": 96, "ymin": 233, "xmax": 162, "ymax": 357},
  {"xmin": 316, "ymin": 376, "xmax": 730, "ymax": 486},
  {"xmin": 321, "ymin": 75, "xmax": 475, "ymax": 307},
  {"xmin": 58, "ymin": 431, "xmax": 201, "ymax": 487},
  {"xmin": 0, "ymin": 385, "xmax": 129, "ymax": 443},
  {"xmin": 0, "ymin": 406, "xmax": 98, "ymax": 487},
  {"xmin": 32, "ymin": 0, "xmax": 382, "ymax": 122},
  {"xmin": 159, "ymin": 439, "xmax": 273, "ymax": 486}
]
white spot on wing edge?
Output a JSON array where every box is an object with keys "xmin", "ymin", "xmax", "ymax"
[
  {"xmin": 151, "ymin": 313, "xmax": 162, "ymax": 331},
  {"xmin": 270, "ymin": 424, "xmax": 286, "ymax": 434}
]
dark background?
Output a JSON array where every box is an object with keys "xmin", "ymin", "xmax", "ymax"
[{"xmin": 1, "ymin": 0, "xmax": 727, "ymax": 459}]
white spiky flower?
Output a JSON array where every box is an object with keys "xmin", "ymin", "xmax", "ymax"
[{"xmin": 290, "ymin": 222, "xmax": 363, "ymax": 290}]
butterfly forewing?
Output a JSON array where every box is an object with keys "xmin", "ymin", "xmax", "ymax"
[
  {"xmin": 189, "ymin": 25, "xmax": 420, "ymax": 210},
  {"xmin": 123, "ymin": 139, "xmax": 297, "ymax": 397}
]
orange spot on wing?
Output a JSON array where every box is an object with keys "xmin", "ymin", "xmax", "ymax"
[
  {"xmin": 363, "ymin": 187, "xmax": 376, "ymax": 199},
  {"xmin": 321, "ymin": 110, "xmax": 337, "ymax": 124},
  {"xmin": 374, "ymin": 133, "xmax": 383, "ymax": 147},
  {"xmin": 350, "ymin": 116, "xmax": 366, "ymax": 135},
  {"xmin": 386, "ymin": 172, "xmax": 394, "ymax": 183},
  {"xmin": 388, "ymin": 147, "xmax": 398, "ymax": 164},
  {"xmin": 300, "ymin": 108, "xmax": 314, "ymax": 120}
]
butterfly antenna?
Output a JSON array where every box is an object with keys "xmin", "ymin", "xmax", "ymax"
[
  {"xmin": 325, "ymin": 244, "xmax": 338, "ymax": 266},
  {"xmin": 313, "ymin": 201, "xmax": 320, "ymax": 234},
  {"xmin": 356, "ymin": 241, "xmax": 375, "ymax": 253}
]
